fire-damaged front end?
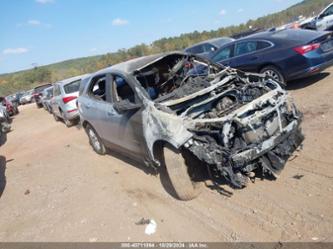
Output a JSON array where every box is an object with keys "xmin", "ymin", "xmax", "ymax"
[
  {"xmin": 182, "ymin": 77, "xmax": 303, "ymax": 188},
  {"xmin": 135, "ymin": 53, "xmax": 304, "ymax": 188}
]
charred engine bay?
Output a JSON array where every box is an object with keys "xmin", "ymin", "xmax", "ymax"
[
  {"xmin": 182, "ymin": 76, "xmax": 304, "ymax": 189},
  {"xmin": 185, "ymin": 77, "xmax": 303, "ymax": 188},
  {"xmin": 137, "ymin": 54, "xmax": 304, "ymax": 189}
]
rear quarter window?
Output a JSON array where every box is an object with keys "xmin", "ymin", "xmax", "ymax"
[
  {"xmin": 257, "ymin": 41, "xmax": 272, "ymax": 50},
  {"xmin": 63, "ymin": 80, "xmax": 81, "ymax": 94}
]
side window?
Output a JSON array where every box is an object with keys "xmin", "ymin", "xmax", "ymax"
[
  {"xmin": 202, "ymin": 43, "xmax": 217, "ymax": 53},
  {"xmin": 88, "ymin": 75, "xmax": 107, "ymax": 101},
  {"xmin": 112, "ymin": 75, "xmax": 136, "ymax": 104},
  {"xmin": 257, "ymin": 41, "xmax": 272, "ymax": 50},
  {"xmin": 211, "ymin": 45, "xmax": 234, "ymax": 62},
  {"xmin": 234, "ymin": 41, "xmax": 257, "ymax": 56},
  {"xmin": 189, "ymin": 45, "xmax": 204, "ymax": 54},
  {"xmin": 323, "ymin": 6, "xmax": 333, "ymax": 17}
]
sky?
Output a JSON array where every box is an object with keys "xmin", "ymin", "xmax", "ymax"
[{"xmin": 0, "ymin": 0, "xmax": 301, "ymax": 74}]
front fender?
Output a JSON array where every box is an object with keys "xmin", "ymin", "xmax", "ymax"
[{"xmin": 142, "ymin": 102, "xmax": 193, "ymax": 164}]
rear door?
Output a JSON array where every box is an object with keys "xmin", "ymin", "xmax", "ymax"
[
  {"xmin": 104, "ymin": 74, "xmax": 143, "ymax": 156},
  {"xmin": 81, "ymin": 73, "xmax": 143, "ymax": 157},
  {"xmin": 80, "ymin": 74, "xmax": 112, "ymax": 140}
]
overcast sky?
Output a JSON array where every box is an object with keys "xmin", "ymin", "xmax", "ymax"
[{"xmin": 0, "ymin": 0, "xmax": 301, "ymax": 74}]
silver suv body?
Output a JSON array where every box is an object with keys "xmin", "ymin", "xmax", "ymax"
[{"xmin": 51, "ymin": 74, "xmax": 89, "ymax": 127}]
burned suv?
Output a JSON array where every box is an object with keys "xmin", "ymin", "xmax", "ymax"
[{"xmin": 78, "ymin": 52, "xmax": 303, "ymax": 200}]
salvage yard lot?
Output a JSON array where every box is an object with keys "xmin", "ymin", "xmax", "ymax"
[{"xmin": 0, "ymin": 68, "xmax": 333, "ymax": 242}]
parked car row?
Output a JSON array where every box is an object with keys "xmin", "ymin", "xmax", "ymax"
[{"xmin": 19, "ymin": 90, "xmax": 34, "ymax": 105}]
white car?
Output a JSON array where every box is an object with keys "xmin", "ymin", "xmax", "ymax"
[
  {"xmin": 316, "ymin": 3, "xmax": 333, "ymax": 31},
  {"xmin": 51, "ymin": 74, "xmax": 89, "ymax": 127}
]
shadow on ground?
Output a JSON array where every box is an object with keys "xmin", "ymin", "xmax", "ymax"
[
  {"xmin": 0, "ymin": 156, "xmax": 6, "ymax": 198},
  {"xmin": 104, "ymin": 147, "xmax": 182, "ymax": 199},
  {"xmin": 287, "ymin": 72, "xmax": 330, "ymax": 90}
]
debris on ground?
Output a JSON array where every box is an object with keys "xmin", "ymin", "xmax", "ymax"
[
  {"xmin": 144, "ymin": 219, "xmax": 157, "ymax": 235},
  {"xmin": 135, "ymin": 218, "xmax": 151, "ymax": 225},
  {"xmin": 293, "ymin": 174, "xmax": 304, "ymax": 180}
]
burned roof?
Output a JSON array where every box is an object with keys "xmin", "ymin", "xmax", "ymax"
[{"xmin": 96, "ymin": 52, "xmax": 188, "ymax": 75}]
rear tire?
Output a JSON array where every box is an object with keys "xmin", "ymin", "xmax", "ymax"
[
  {"xmin": 260, "ymin": 65, "xmax": 286, "ymax": 85},
  {"xmin": 162, "ymin": 144, "xmax": 202, "ymax": 201},
  {"xmin": 85, "ymin": 124, "xmax": 106, "ymax": 155}
]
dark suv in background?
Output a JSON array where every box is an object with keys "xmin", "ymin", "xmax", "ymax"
[{"xmin": 33, "ymin": 83, "xmax": 53, "ymax": 108}]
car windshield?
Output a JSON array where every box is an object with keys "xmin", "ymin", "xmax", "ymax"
[{"xmin": 63, "ymin": 79, "xmax": 81, "ymax": 94}]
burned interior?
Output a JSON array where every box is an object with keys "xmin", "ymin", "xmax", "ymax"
[{"xmin": 132, "ymin": 53, "xmax": 304, "ymax": 189}]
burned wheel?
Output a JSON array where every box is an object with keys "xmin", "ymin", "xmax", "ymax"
[
  {"xmin": 85, "ymin": 124, "xmax": 106, "ymax": 155},
  {"xmin": 162, "ymin": 144, "xmax": 202, "ymax": 201}
]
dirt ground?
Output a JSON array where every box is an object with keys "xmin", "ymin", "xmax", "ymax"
[{"xmin": 0, "ymin": 68, "xmax": 332, "ymax": 242}]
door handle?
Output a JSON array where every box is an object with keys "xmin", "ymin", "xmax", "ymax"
[
  {"xmin": 84, "ymin": 103, "xmax": 91, "ymax": 109},
  {"xmin": 249, "ymin": 56, "xmax": 258, "ymax": 61}
]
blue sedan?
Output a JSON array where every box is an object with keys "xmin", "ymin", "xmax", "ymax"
[{"xmin": 208, "ymin": 29, "xmax": 333, "ymax": 83}]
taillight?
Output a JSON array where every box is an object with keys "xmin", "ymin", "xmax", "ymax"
[
  {"xmin": 62, "ymin": 96, "xmax": 77, "ymax": 104},
  {"xmin": 293, "ymin": 43, "xmax": 320, "ymax": 55}
]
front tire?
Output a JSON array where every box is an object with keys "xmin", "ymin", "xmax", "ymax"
[
  {"xmin": 260, "ymin": 65, "xmax": 286, "ymax": 85},
  {"xmin": 85, "ymin": 124, "xmax": 106, "ymax": 155},
  {"xmin": 162, "ymin": 145, "xmax": 202, "ymax": 201}
]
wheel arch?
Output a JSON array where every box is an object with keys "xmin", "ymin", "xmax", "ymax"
[
  {"xmin": 152, "ymin": 139, "xmax": 180, "ymax": 166},
  {"xmin": 258, "ymin": 63, "xmax": 284, "ymax": 75}
]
